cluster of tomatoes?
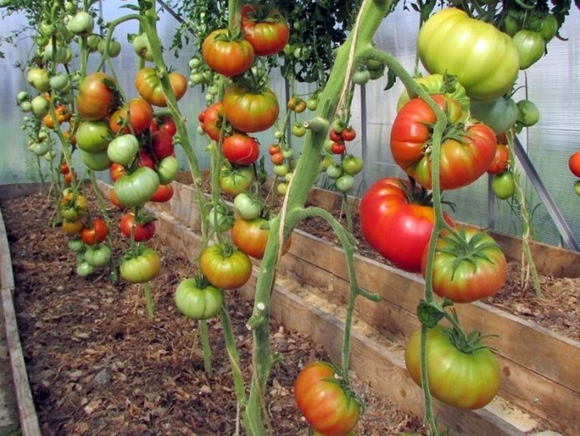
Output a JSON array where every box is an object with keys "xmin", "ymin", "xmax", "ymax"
[
  {"xmin": 322, "ymin": 122, "xmax": 364, "ymax": 193},
  {"xmin": 568, "ymin": 151, "xmax": 580, "ymax": 194}
]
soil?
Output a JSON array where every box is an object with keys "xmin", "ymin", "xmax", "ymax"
[{"xmin": 0, "ymin": 191, "xmax": 427, "ymax": 436}]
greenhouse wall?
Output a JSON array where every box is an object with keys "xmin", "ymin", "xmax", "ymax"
[{"xmin": 1, "ymin": 2, "xmax": 579, "ymax": 248}]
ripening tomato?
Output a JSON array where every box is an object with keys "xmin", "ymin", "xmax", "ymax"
[
  {"xmin": 199, "ymin": 243, "xmax": 253, "ymax": 290},
  {"xmin": 405, "ymin": 326, "xmax": 500, "ymax": 409},
  {"xmin": 359, "ymin": 177, "xmax": 454, "ymax": 273},
  {"xmin": 422, "ymin": 226, "xmax": 507, "ymax": 303},
  {"xmin": 223, "ymin": 82, "xmax": 279, "ymax": 133},
  {"xmin": 76, "ymin": 72, "xmax": 118, "ymax": 120},
  {"xmin": 200, "ymin": 102, "xmax": 226, "ymax": 141},
  {"xmin": 80, "ymin": 218, "xmax": 108, "ymax": 246},
  {"xmin": 109, "ymin": 163, "xmax": 127, "ymax": 182},
  {"xmin": 158, "ymin": 115, "xmax": 177, "ymax": 136},
  {"xmin": 487, "ymin": 143, "xmax": 509, "ymax": 174},
  {"xmin": 109, "ymin": 98, "xmax": 154, "ymax": 134},
  {"xmin": 222, "ymin": 133, "xmax": 260, "ymax": 165},
  {"xmin": 391, "ymin": 95, "xmax": 497, "ymax": 190},
  {"xmin": 568, "ymin": 152, "xmax": 580, "ymax": 177},
  {"xmin": 417, "ymin": 8, "xmax": 520, "ymax": 101},
  {"xmin": 109, "ymin": 188, "xmax": 125, "ymax": 208},
  {"xmin": 120, "ymin": 212, "xmax": 156, "ymax": 242},
  {"xmin": 231, "ymin": 217, "xmax": 269, "ymax": 259},
  {"xmin": 241, "ymin": 5, "xmax": 290, "ymax": 56},
  {"xmin": 150, "ymin": 183, "xmax": 174, "ymax": 202},
  {"xmin": 42, "ymin": 105, "xmax": 71, "ymax": 129},
  {"xmin": 62, "ymin": 218, "xmax": 84, "ymax": 235},
  {"xmin": 135, "ymin": 67, "xmax": 187, "ymax": 107},
  {"xmin": 294, "ymin": 361, "xmax": 360, "ymax": 436},
  {"xmin": 202, "ymin": 28, "xmax": 255, "ymax": 77},
  {"xmin": 120, "ymin": 247, "xmax": 161, "ymax": 283}
]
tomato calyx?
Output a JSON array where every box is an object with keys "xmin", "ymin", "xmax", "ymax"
[
  {"xmin": 442, "ymin": 321, "xmax": 497, "ymax": 355},
  {"xmin": 416, "ymin": 299, "xmax": 450, "ymax": 328}
]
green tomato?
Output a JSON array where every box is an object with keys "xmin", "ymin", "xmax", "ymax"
[
  {"xmin": 516, "ymin": 99, "xmax": 540, "ymax": 127},
  {"xmin": 31, "ymin": 95, "xmax": 49, "ymax": 119},
  {"xmin": 326, "ymin": 164, "xmax": 342, "ymax": 179},
  {"xmin": 533, "ymin": 13, "xmax": 558, "ymax": 43},
  {"xmin": 82, "ymin": 150, "xmax": 112, "ymax": 171},
  {"xmin": 132, "ymin": 33, "xmax": 153, "ymax": 61},
  {"xmin": 335, "ymin": 174, "xmax": 354, "ymax": 192},
  {"xmin": 76, "ymin": 261, "xmax": 95, "ymax": 277},
  {"xmin": 218, "ymin": 165, "xmax": 255, "ymax": 196},
  {"xmin": 27, "ymin": 68, "xmax": 50, "ymax": 92},
  {"xmin": 341, "ymin": 155, "xmax": 364, "ymax": 176},
  {"xmin": 157, "ymin": 156, "xmax": 179, "ymax": 185},
  {"xmin": 114, "ymin": 166, "xmax": 160, "ymax": 207},
  {"xmin": 76, "ymin": 120, "xmax": 113, "ymax": 153},
  {"xmin": 107, "ymin": 134, "xmax": 139, "ymax": 165},
  {"xmin": 175, "ymin": 279, "xmax": 223, "ymax": 320},
  {"xmin": 234, "ymin": 192, "xmax": 262, "ymax": 220},
  {"xmin": 208, "ymin": 205, "xmax": 235, "ymax": 232},
  {"xmin": 418, "ymin": 8, "xmax": 519, "ymax": 101},
  {"xmin": 352, "ymin": 69, "xmax": 371, "ymax": 85},
  {"xmin": 68, "ymin": 239, "xmax": 85, "ymax": 253},
  {"xmin": 84, "ymin": 245, "xmax": 112, "ymax": 267},
  {"xmin": 470, "ymin": 96, "xmax": 518, "ymax": 135},
  {"xmin": 512, "ymin": 30, "xmax": 545, "ymax": 70},
  {"xmin": 273, "ymin": 164, "xmax": 290, "ymax": 177},
  {"xmin": 49, "ymin": 73, "xmax": 71, "ymax": 92},
  {"xmin": 120, "ymin": 247, "xmax": 161, "ymax": 283},
  {"xmin": 492, "ymin": 171, "xmax": 516, "ymax": 199},
  {"xmin": 67, "ymin": 10, "xmax": 94, "ymax": 35}
]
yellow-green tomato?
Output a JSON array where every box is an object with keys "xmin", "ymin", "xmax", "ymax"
[
  {"xmin": 418, "ymin": 8, "xmax": 520, "ymax": 101},
  {"xmin": 175, "ymin": 279, "xmax": 223, "ymax": 320},
  {"xmin": 512, "ymin": 30, "xmax": 545, "ymax": 70},
  {"xmin": 120, "ymin": 247, "xmax": 161, "ymax": 283}
]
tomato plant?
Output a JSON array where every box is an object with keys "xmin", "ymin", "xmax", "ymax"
[
  {"xmin": 417, "ymin": 8, "xmax": 519, "ymax": 101},
  {"xmin": 199, "ymin": 243, "xmax": 253, "ymax": 290},
  {"xmin": 135, "ymin": 67, "xmax": 188, "ymax": 107},
  {"xmin": 241, "ymin": 5, "xmax": 290, "ymax": 56},
  {"xmin": 421, "ymin": 226, "xmax": 507, "ymax": 303},
  {"xmin": 294, "ymin": 361, "xmax": 360, "ymax": 436},
  {"xmin": 222, "ymin": 133, "xmax": 260, "ymax": 166},
  {"xmin": 120, "ymin": 247, "xmax": 162, "ymax": 283},
  {"xmin": 405, "ymin": 326, "xmax": 500, "ymax": 409},
  {"xmin": 391, "ymin": 95, "xmax": 497, "ymax": 190},
  {"xmin": 80, "ymin": 218, "xmax": 109, "ymax": 246},
  {"xmin": 202, "ymin": 28, "xmax": 255, "ymax": 77},
  {"xmin": 568, "ymin": 151, "xmax": 580, "ymax": 177},
  {"xmin": 359, "ymin": 178, "xmax": 454, "ymax": 272},
  {"xmin": 76, "ymin": 72, "xmax": 118, "ymax": 120},
  {"xmin": 120, "ymin": 212, "xmax": 156, "ymax": 242},
  {"xmin": 175, "ymin": 277, "xmax": 223, "ymax": 320},
  {"xmin": 223, "ymin": 82, "xmax": 279, "ymax": 133}
]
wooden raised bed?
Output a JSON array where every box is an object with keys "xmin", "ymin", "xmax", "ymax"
[{"xmin": 125, "ymin": 176, "xmax": 579, "ymax": 436}]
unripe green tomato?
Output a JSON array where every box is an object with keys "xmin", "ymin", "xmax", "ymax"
[
  {"xmin": 512, "ymin": 30, "xmax": 545, "ymax": 70},
  {"xmin": 273, "ymin": 164, "xmax": 290, "ymax": 177},
  {"xmin": 27, "ymin": 67, "xmax": 50, "ymax": 92},
  {"xmin": 492, "ymin": 171, "xmax": 516, "ymax": 199},
  {"xmin": 516, "ymin": 99, "xmax": 540, "ymax": 127},
  {"xmin": 157, "ymin": 156, "xmax": 179, "ymax": 185},
  {"xmin": 307, "ymin": 97, "xmax": 319, "ymax": 111},
  {"xmin": 19, "ymin": 101, "xmax": 32, "ymax": 112},
  {"xmin": 326, "ymin": 164, "xmax": 342, "ymax": 179},
  {"xmin": 107, "ymin": 134, "xmax": 139, "ymax": 165},
  {"xmin": 16, "ymin": 91, "xmax": 29, "ymax": 103},
  {"xmin": 189, "ymin": 57, "xmax": 202, "ymax": 69},
  {"xmin": 99, "ymin": 39, "xmax": 122, "ymax": 58},
  {"xmin": 335, "ymin": 174, "xmax": 354, "ymax": 191},
  {"xmin": 67, "ymin": 10, "xmax": 94, "ymax": 35},
  {"xmin": 86, "ymin": 35, "xmax": 101, "ymax": 52},
  {"xmin": 31, "ymin": 95, "xmax": 49, "ymax": 118},
  {"xmin": 76, "ymin": 261, "xmax": 95, "ymax": 277},
  {"xmin": 82, "ymin": 150, "xmax": 112, "ymax": 171},
  {"xmin": 276, "ymin": 182, "xmax": 288, "ymax": 196},
  {"xmin": 49, "ymin": 73, "xmax": 71, "ymax": 92},
  {"xmin": 68, "ymin": 238, "xmax": 85, "ymax": 253},
  {"xmin": 352, "ymin": 69, "xmax": 371, "ymax": 85}
]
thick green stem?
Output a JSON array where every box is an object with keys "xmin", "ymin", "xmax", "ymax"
[
  {"xmin": 199, "ymin": 320, "xmax": 213, "ymax": 377},
  {"xmin": 219, "ymin": 298, "xmax": 247, "ymax": 408},
  {"xmin": 142, "ymin": 282, "xmax": 155, "ymax": 318}
]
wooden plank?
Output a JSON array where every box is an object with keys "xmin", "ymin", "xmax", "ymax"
[
  {"xmin": 0, "ymin": 183, "xmax": 47, "ymax": 201},
  {"xmin": 0, "ymin": 208, "xmax": 42, "ymax": 436}
]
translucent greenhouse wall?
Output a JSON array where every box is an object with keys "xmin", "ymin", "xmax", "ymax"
[{"xmin": 1, "ymin": 3, "xmax": 580, "ymax": 248}]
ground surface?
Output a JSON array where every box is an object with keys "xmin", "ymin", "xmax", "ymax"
[{"xmin": 0, "ymin": 191, "xmax": 427, "ymax": 436}]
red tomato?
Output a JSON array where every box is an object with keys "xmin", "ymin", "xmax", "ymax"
[
  {"xmin": 569, "ymin": 151, "xmax": 580, "ymax": 177},
  {"xmin": 202, "ymin": 28, "xmax": 255, "ymax": 77},
  {"xmin": 158, "ymin": 115, "xmax": 177, "ymax": 136},
  {"xmin": 109, "ymin": 163, "xmax": 127, "ymax": 182},
  {"xmin": 151, "ymin": 130, "xmax": 175, "ymax": 160},
  {"xmin": 240, "ymin": 5, "xmax": 290, "ymax": 56},
  {"xmin": 331, "ymin": 141, "xmax": 346, "ymax": 155},
  {"xmin": 80, "ymin": 218, "xmax": 108, "ymax": 246},
  {"xmin": 341, "ymin": 127, "xmax": 356, "ymax": 142},
  {"xmin": 138, "ymin": 149, "xmax": 156, "ymax": 169},
  {"xmin": 231, "ymin": 217, "xmax": 269, "ymax": 259},
  {"xmin": 391, "ymin": 95, "xmax": 497, "ymax": 190},
  {"xmin": 270, "ymin": 152, "xmax": 284, "ymax": 165},
  {"xmin": 150, "ymin": 183, "xmax": 174, "ymax": 202},
  {"xmin": 76, "ymin": 72, "xmax": 118, "ymax": 120},
  {"xmin": 135, "ymin": 67, "xmax": 187, "ymax": 107},
  {"xmin": 487, "ymin": 143, "xmax": 510, "ymax": 174},
  {"xmin": 201, "ymin": 102, "xmax": 226, "ymax": 141},
  {"xmin": 422, "ymin": 226, "xmax": 507, "ymax": 303},
  {"xmin": 199, "ymin": 243, "xmax": 253, "ymax": 290},
  {"xmin": 109, "ymin": 98, "xmax": 154, "ymax": 134},
  {"xmin": 222, "ymin": 134, "xmax": 260, "ymax": 166},
  {"xmin": 294, "ymin": 361, "xmax": 360, "ymax": 436},
  {"xmin": 120, "ymin": 212, "xmax": 156, "ymax": 242},
  {"xmin": 359, "ymin": 177, "xmax": 454, "ymax": 273},
  {"xmin": 223, "ymin": 82, "xmax": 279, "ymax": 133}
]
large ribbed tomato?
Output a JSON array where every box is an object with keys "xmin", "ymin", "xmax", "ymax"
[
  {"xmin": 391, "ymin": 95, "xmax": 497, "ymax": 190},
  {"xmin": 202, "ymin": 28, "xmax": 255, "ymax": 77},
  {"xmin": 417, "ymin": 8, "xmax": 520, "ymax": 101},
  {"xmin": 241, "ymin": 5, "xmax": 289, "ymax": 56},
  {"xmin": 135, "ymin": 67, "xmax": 187, "ymax": 107},
  {"xmin": 359, "ymin": 177, "xmax": 454, "ymax": 273},
  {"xmin": 223, "ymin": 82, "xmax": 279, "ymax": 133},
  {"xmin": 76, "ymin": 72, "xmax": 118, "ymax": 120}
]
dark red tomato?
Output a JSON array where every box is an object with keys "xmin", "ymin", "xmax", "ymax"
[
  {"xmin": 359, "ymin": 177, "xmax": 454, "ymax": 273},
  {"xmin": 222, "ymin": 134, "xmax": 260, "ymax": 165},
  {"xmin": 421, "ymin": 226, "xmax": 507, "ymax": 303},
  {"xmin": 80, "ymin": 218, "xmax": 109, "ymax": 246},
  {"xmin": 569, "ymin": 151, "xmax": 580, "ymax": 177},
  {"xmin": 241, "ymin": 5, "xmax": 290, "ymax": 56},
  {"xmin": 76, "ymin": 72, "xmax": 118, "ymax": 120},
  {"xmin": 150, "ymin": 183, "xmax": 174, "ymax": 202},
  {"xmin": 151, "ymin": 130, "xmax": 175, "ymax": 160},
  {"xmin": 202, "ymin": 28, "xmax": 255, "ymax": 77},
  {"xmin": 135, "ymin": 67, "xmax": 187, "ymax": 107},
  {"xmin": 120, "ymin": 212, "xmax": 156, "ymax": 242},
  {"xmin": 391, "ymin": 95, "xmax": 497, "ymax": 190},
  {"xmin": 158, "ymin": 115, "xmax": 177, "ymax": 136},
  {"xmin": 294, "ymin": 361, "xmax": 360, "ymax": 436},
  {"xmin": 109, "ymin": 98, "xmax": 154, "ymax": 135},
  {"xmin": 331, "ymin": 141, "xmax": 346, "ymax": 155},
  {"xmin": 487, "ymin": 143, "xmax": 509, "ymax": 174},
  {"xmin": 223, "ymin": 82, "xmax": 279, "ymax": 133},
  {"xmin": 201, "ymin": 102, "xmax": 225, "ymax": 141},
  {"xmin": 138, "ymin": 149, "xmax": 156, "ymax": 169}
]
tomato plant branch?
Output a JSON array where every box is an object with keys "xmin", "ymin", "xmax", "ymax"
[
  {"xmin": 199, "ymin": 320, "xmax": 213, "ymax": 376},
  {"xmin": 142, "ymin": 282, "xmax": 155, "ymax": 318}
]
